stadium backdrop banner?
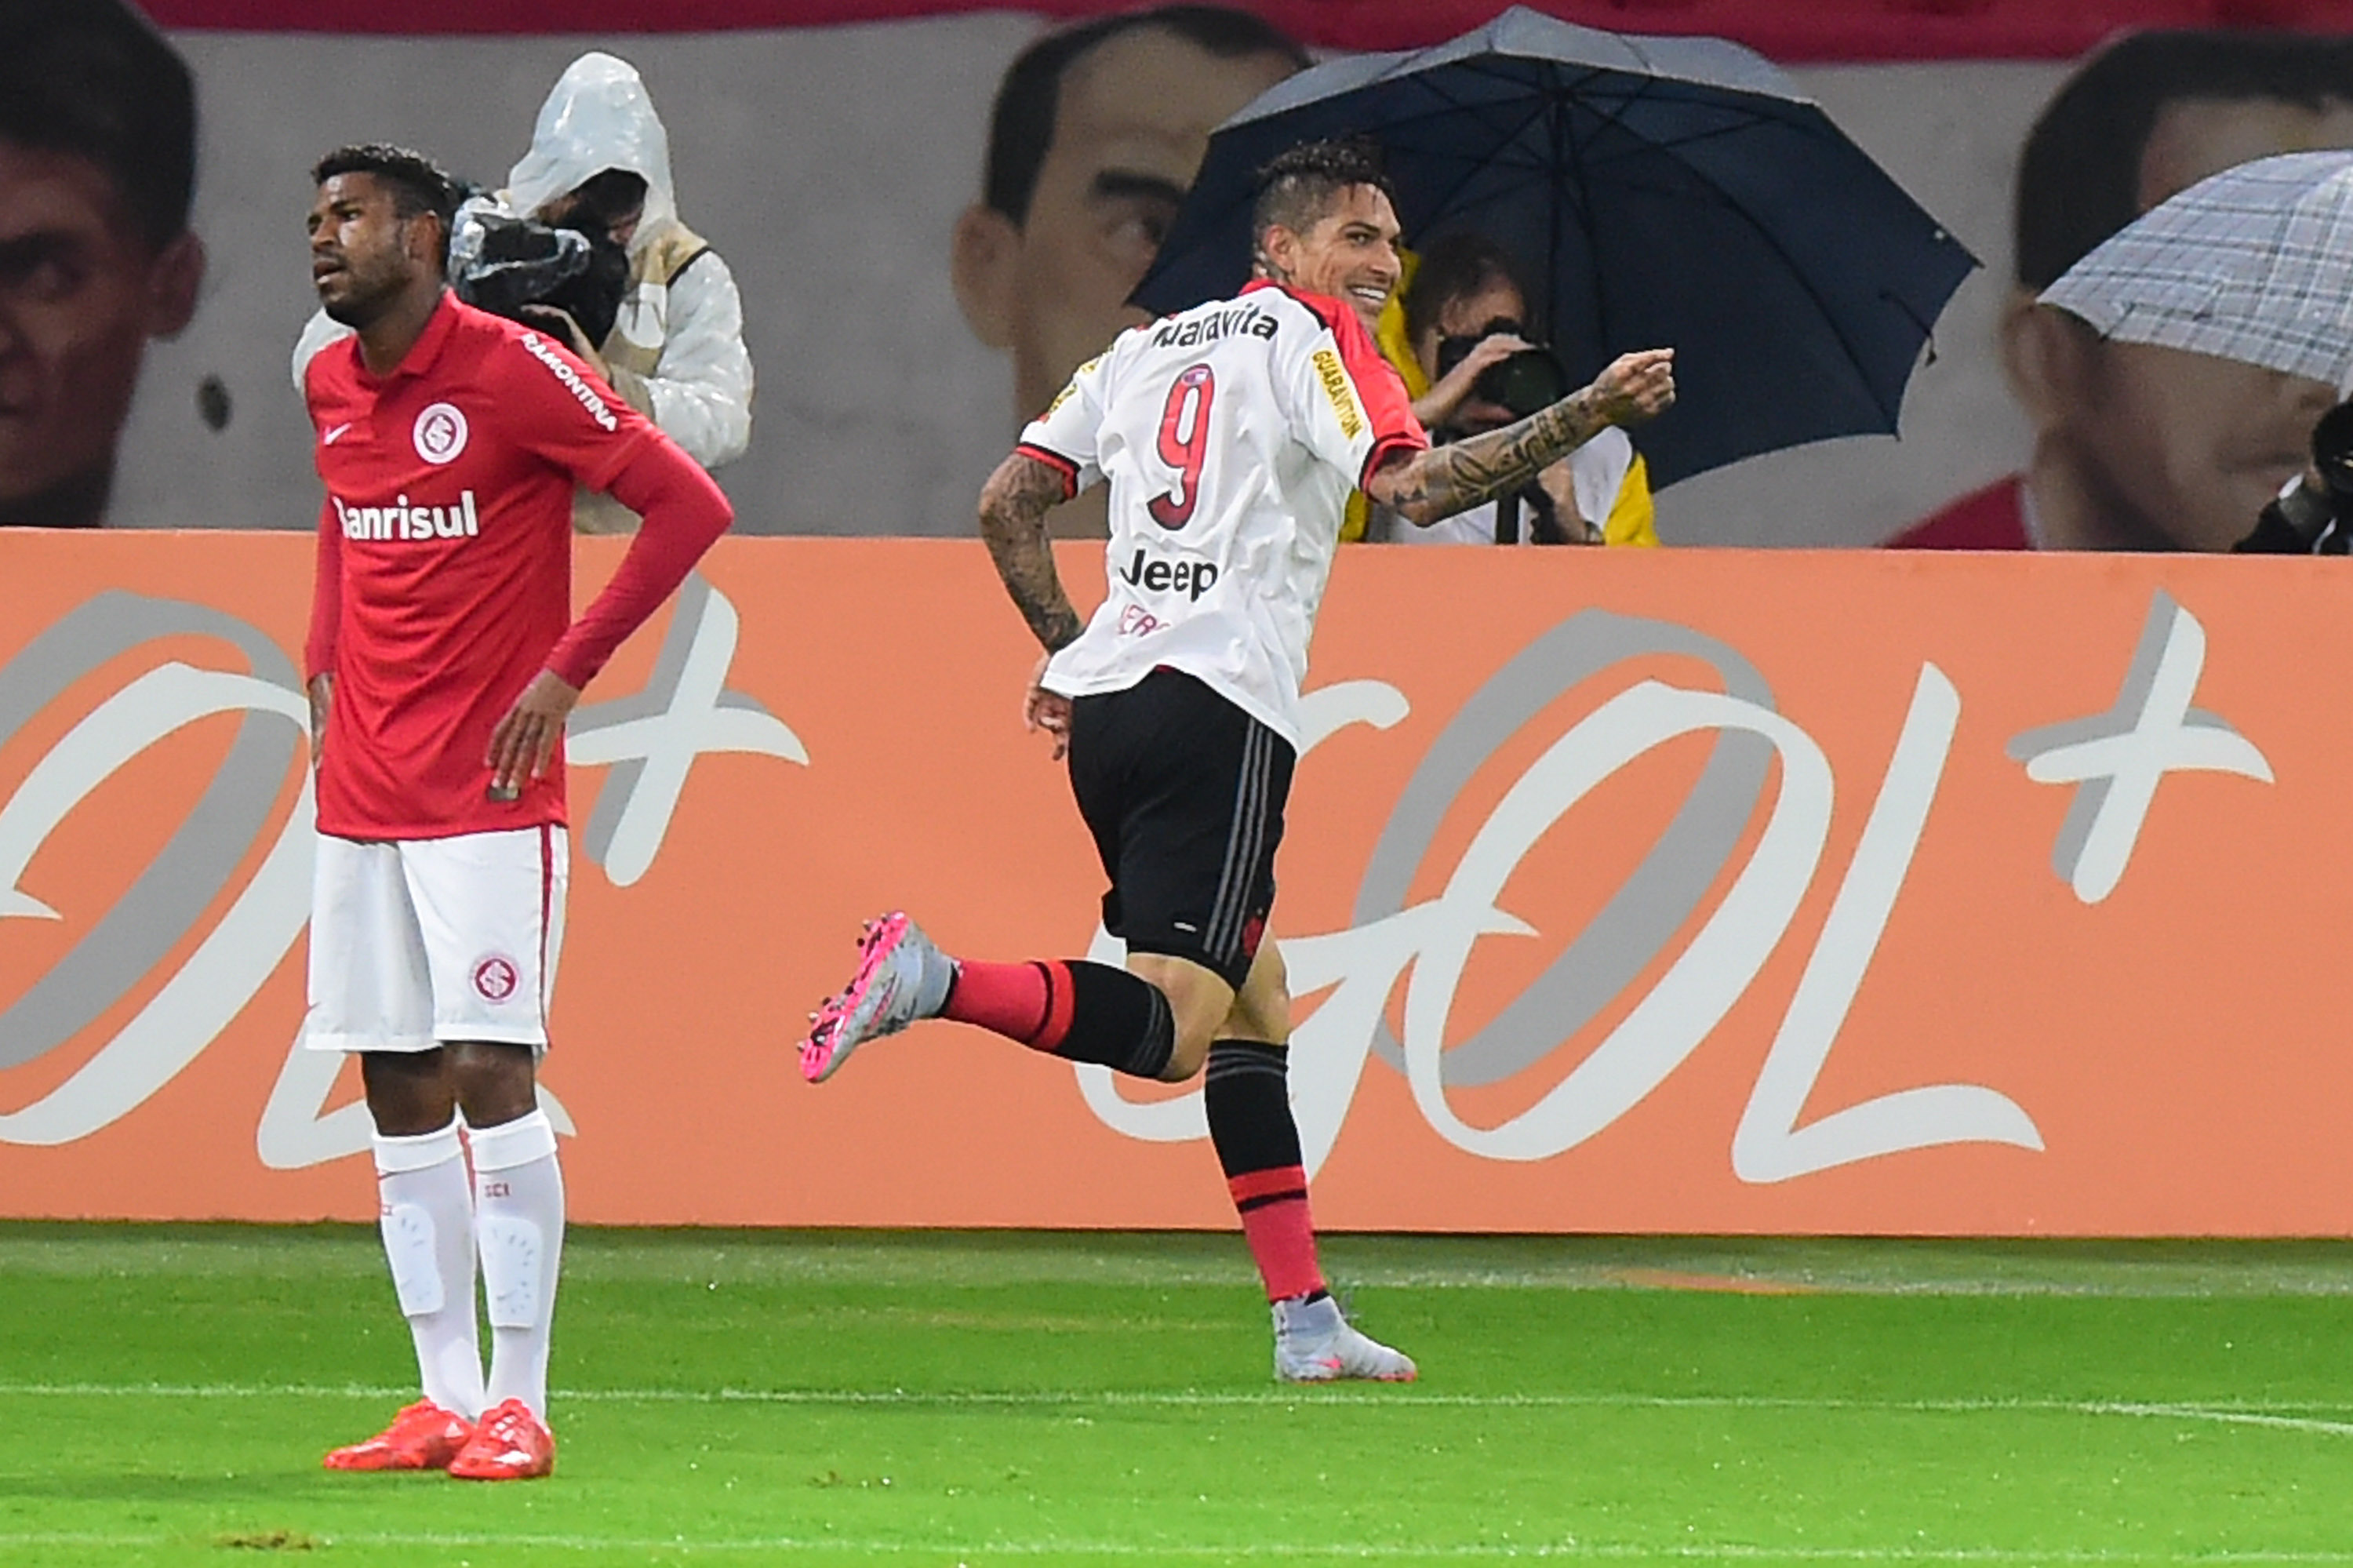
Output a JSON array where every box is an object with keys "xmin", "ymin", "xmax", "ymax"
[
  {"xmin": 4, "ymin": 533, "xmax": 2347, "ymax": 1235},
  {"xmin": 96, "ymin": 1, "xmax": 2349, "ymax": 556}
]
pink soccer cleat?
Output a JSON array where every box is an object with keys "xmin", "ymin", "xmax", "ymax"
[{"xmin": 798, "ymin": 912, "xmax": 955, "ymax": 1083}]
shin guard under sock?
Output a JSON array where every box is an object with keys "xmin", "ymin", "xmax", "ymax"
[
  {"xmin": 373, "ymin": 1118, "xmax": 486, "ymax": 1419},
  {"xmin": 946, "ymin": 958, "xmax": 1173, "ymax": 1080},
  {"xmin": 1203, "ymin": 1039, "xmax": 1327, "ymax": 1302},
  {"xmin": 469, "ymin": 1109, "xmax": 565, "ymax": 1421}
]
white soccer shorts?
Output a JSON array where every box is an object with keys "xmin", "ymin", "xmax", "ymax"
[{"xmin": 305, "ymin": 825, "xmax": 569, "ymax": 1054}]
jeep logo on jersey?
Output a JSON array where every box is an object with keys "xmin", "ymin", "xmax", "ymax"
[
  {"xmin": 1118, "ymin": 548, "xmax": 1219, "ymax": 602},
  {"xmin": 413, "ymin": 402, "xmax": 469, "ymax": 464},
  {"xmin": 333, "ymin": 491, "xmax": 481, "ymax": 541}
]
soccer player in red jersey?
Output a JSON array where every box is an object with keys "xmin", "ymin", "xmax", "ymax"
[
  {"xmin": 800, "ymin": 140, "xmax": 1672, "ymax": 1381},
  {"xmin": 300, "ymin": 145, "xmax": 733, "ymax": 1481}
]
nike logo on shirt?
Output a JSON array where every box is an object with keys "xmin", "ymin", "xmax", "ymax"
[{"xmin": 322, "ymin": 422, "xmax": 354, "ymax": 445}]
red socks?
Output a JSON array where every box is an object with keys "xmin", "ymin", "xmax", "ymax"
[
  {"xmin": 943, "ymin": 959, "xmax": 1072, "ymax": 1050},
  {"xmin": 943, "ymin": 959, "xmax": 1177, "ymax": 1080},
  {"xmin": 1204, "ymin": 1039, "xmax": 1327, "ymax": 1302},
  {"xmin": 1225, "ymin": 1164, "xmax": 1326, "ymax": 1301}
]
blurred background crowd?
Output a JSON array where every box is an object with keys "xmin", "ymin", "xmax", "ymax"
[{"xmin": 8, "ymin": 0, "xmax": 2353, "ymax": 554}]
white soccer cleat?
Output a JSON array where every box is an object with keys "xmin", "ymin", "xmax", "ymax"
[
  {"xmin": 1272, "ymin": 1293, "xmax": 1417, "ymax": 1383},
  {"xmin": 798, "ymin": 912, "xmax": 955, "ymax": 1083}
]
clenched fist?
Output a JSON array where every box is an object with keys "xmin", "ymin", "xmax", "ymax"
[{"xmin": 1590, "ymin": 348, "xmax": 1676, "ymax": 428}]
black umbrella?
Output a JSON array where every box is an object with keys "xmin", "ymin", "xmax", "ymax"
[{"xmin": 1132, "ymin": 6, "xmax": 1977, "ymax": 489}]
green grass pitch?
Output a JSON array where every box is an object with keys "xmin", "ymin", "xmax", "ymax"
[{"xmin": 3, "ymin": 1225, "xmax": 2352, "ymax": 1565}]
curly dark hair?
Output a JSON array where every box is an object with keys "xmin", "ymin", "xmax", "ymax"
[
  {"xmin": 1250, "ymin": 136, "xmax": 1396, "ymax": 258},
  {"xmin": 311, "ymin": 144, "xmax": 463, "ymax": 231}
]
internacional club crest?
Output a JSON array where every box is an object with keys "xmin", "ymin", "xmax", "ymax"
[
  {"xmin": 471, "ymin": 953, "xmax": 522, "ymax": 1004},
  {"xmin": 413, "ymin": 402, "xmax": 469, "ymax": 464}
]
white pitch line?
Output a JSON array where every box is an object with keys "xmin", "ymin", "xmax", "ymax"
[
  {"xmin": 4, "ymin": 1381, "xmax": 2352, "ymax": 1435},
  {"xmin": 10, "ymin": 1530, "xmax": 2353, "ymax": 1563},
  {"xmin": 2083, "ymin": 1402, "xmax": 2353, "ymax": 1438}
]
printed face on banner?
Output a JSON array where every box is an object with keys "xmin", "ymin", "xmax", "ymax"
[
  {"xmin": 1937, "ymin": 89, "xmax": 2353, "ymax": 553},
  {"xmin": 2044, "ymin": 338, "xmax": 2340, "ymax": 555},
  {"xmin": 2072, "ymin": 97, "xmax": 2353, "ymax": 553},
  {"xmin": 951, "ymin": 26, "xmax": 1300, "ymax": 429},
  {"xmin": 0, "ymin": 144, "xmax": 199, "ymax": 529},
  {"xmin": 46, "ymin": 17, "xmax": 2353, "ymax": 556}
]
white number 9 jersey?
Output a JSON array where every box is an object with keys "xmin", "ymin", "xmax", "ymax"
[{"xmin": 1019, "ymin": 281, "xmax": 1426, "ymax": 747}]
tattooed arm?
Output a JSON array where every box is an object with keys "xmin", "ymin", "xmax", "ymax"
[
  {"xmin": 978, "ymin": 450, "xmax": 1087, "ymax": 653},
  {"xmin": 1367, "ymin": 348, "xmax": 1676, "ymax": 527}
]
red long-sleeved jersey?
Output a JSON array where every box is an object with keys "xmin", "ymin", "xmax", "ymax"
[{"xmin": 304, "ymin": 293, "xmax": 733, "ymax": 839}]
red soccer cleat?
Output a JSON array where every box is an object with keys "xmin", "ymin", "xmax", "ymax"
[
  {"xmin": 322, "ymin": 1399, "xmax": 475, "ymax": 1472},
  {"xmin": 446, "ymin": 1398, "xmax": 556, "ymax": 1481}
]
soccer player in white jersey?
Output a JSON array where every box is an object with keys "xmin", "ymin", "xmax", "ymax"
[{"xmin": 799, "ymin": 139, "xmax": 1673, "ymax": 1380}]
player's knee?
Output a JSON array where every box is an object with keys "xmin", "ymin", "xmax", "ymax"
[
  {"xmin": 446, "ymin": 1040, "xmax": 537, "ymax": 1127},
  {"xmin": 360, "ymin": 1047, "xmax": 456, "ymax": 1137},
  {"xmin": 1253, "ymin": 939, "xmax": 1288, "ymax": 998},
  {"xmin": 1221, "ymin": 995, "xmax": 1282, "ymax": 1050},
  {"xmin": 1160, "ymin": 1025, "xmax": 1214, "ymax": 1082},
  {"xmin": 1166, "ymin": 985, "xmax": 1238, "ymax": 1081},
  {"xmin": 1224, "ymin": 939, "xmax": 1289, "ymax": 1044},
  {"xmin": 1128, "ymin": 954, "xmax": 1232, "ymax": 1042}
]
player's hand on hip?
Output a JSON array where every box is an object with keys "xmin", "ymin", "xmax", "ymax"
[
  {"xmin": 306, "ymin": 673, "xmax": 333, "ymax": 772},
  {"xmin": 486, "ymin": 670, "xmax": 583, "ymax": 799},
  {"xmin": 1591, "ymin": 348, "xmax": 1675, "ymax": 427},
  {"xmin": 1024, "ymin": 653, "xmax": 1072, "ymax": 762}
]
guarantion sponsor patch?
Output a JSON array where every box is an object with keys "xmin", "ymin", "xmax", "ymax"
[
  {"xmin": 1312, "ymin": 349, "xmax": 1363, "ymax": 438},
  {"xmin": 1043, "ymin": 354, "xmax": 1103, "ymax": 420}
]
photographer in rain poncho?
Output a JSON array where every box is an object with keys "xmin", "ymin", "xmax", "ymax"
[{"xmin": 294, "ymin": 51, "xmax": 753, "ymax": 533}]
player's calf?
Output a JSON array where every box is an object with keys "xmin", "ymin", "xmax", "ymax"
[{"xmin": 801, "ymin": 914, "xmax": 1180, "ymax": 1084}]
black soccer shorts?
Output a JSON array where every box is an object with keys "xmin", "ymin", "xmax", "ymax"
[{"xmin": 1065, "ymin": 667, "xmax": 1295, "ymax": 992}]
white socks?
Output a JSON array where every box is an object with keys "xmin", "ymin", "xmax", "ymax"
[
  {"xmin": 372, "ymin": 1119, "xmax": 486, "ymax": 1420},
  {"xmin": 467, "ymin": 1108, "xmax": 565, "ymax": 1421}
]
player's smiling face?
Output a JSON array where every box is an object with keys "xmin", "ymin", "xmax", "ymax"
[
  {"xmin": 1273, "ymin": 184, "xmax": 1402, "ymax": 330},
  {"xmin": 306, "ymin": 173, "xmax": 425, "ymax": 329}
]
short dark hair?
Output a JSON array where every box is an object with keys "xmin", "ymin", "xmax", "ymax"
[
  {"xmin": 0, "ymin": 0, "xmax": 195, "ymax": 253},
  {"xmin": 1401, "ymin": 231, "xmax": 1530, "ymax": 344},
  {"xmin": 1250, "ymin": 136, "xmax": 1395, "ymax": 256},
  {"xmin": 2016, "ymin": 29, "xmax": 2353, "ymax": 289},
  {"xmin": 311, "ymin": 144, "xmax": 463, "ymax": 232},
  {"xmin": 981, "ymin": 5, "xmax": 1310, "ymax": 227}
]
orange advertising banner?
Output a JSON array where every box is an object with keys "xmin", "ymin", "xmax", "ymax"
[{"xmin": 3, "ymin": 531, "xmax": 2348, "ymax": 1234}]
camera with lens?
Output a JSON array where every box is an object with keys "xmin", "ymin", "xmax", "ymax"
[
  {"xmin": 1427, "ymin": 316, "xmax": 1588, "ymax": 543},
  {"xmin": 447, "ymin": 191, "xmax": 632, "ymax": 355},
  {"xmin": 1432, "ymin": 316, "xmax": 1573, "ymax": 422},
  {"xmin": 2236, "ymin": 400, "xmax": 2353, "ymax": 555}
]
